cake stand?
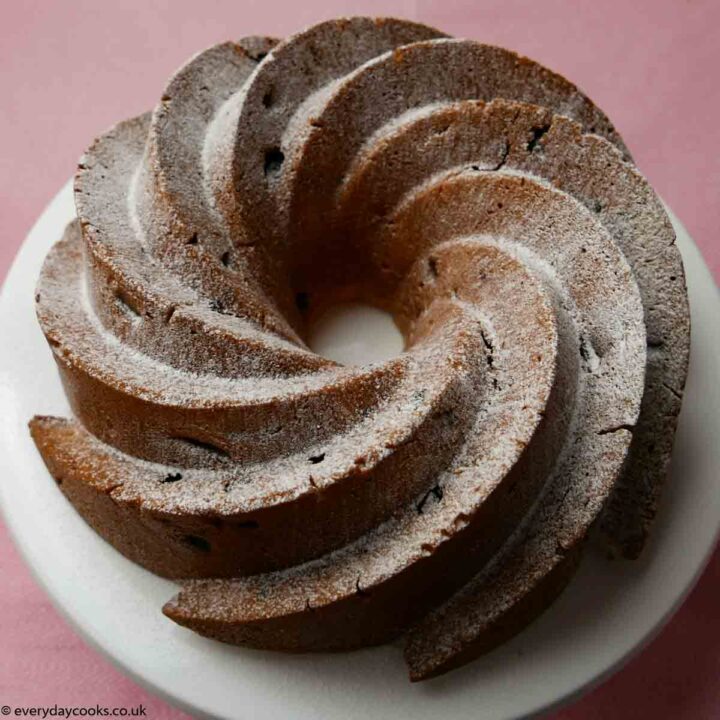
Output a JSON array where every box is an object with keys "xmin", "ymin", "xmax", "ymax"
[{"xmin": 1, "ymin": 181, "xmax": 719, "ymax": 720}]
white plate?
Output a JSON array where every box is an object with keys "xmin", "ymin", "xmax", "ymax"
[{"xmin": 1, "ymin": 181, "xmax": 719, "ymax": 720}]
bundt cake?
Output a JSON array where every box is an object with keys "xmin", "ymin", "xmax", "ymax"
[{"xmin": 29, "ymin": 17, "xmax": 690, "ymax": 681}]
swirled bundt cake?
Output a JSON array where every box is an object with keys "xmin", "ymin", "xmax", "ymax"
[{"xmin": 30, "ymin": 17, "xmax": 690, "ymax": 680}]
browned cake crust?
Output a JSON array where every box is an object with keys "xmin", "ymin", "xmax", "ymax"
[{"xmin": 30, "ymin": 17, "xmax": 689, "ymax": 681}]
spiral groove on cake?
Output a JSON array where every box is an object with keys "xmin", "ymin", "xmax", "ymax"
[{"xmin": 30, "ymin": 18, "xmax": 689, "ymax": 680}]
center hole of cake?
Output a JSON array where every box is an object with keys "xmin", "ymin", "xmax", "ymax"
[{"xmin": 307, "ymin": 303, "xmax": 404, "ymax": 366}]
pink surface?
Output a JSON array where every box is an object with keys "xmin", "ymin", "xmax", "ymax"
[{"xmin": 1, "ymin": 1, "xmax": 718, "ymax": 717}]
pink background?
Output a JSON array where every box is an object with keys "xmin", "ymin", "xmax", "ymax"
[{"xmin": 1, "ymin": 1, "xmax": 718, "ymax": 717}]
